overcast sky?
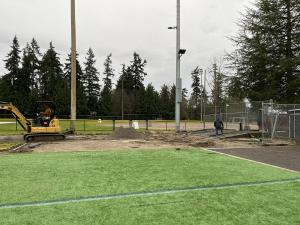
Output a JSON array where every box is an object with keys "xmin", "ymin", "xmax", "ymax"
[{"xmin": 0, "ymin": 0, "xmax": 254, "ymax": 92}]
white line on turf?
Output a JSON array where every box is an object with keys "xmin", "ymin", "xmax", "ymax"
[{"xmin": 1, "ymin": 178, "xmax": 299, "ymax": 210}]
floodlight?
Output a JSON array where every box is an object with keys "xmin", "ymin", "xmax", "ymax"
[{"xmin": 178, "ymin": 49, "xmax": 186, "ymax": 56}]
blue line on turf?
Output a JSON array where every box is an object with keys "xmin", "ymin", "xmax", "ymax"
[{"xmin": 1, "ymin": 177, "xmax": 300, "ymax": 210}]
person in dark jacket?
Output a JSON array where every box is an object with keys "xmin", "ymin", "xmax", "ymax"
[{"xmin": 214, "ymin": 118, "xmax": 224, "ymax": 135}]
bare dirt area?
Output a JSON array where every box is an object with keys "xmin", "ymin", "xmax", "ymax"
[
  {"xmin": 27, "ymin": 129, "xmax": 263, "ymax": 153},
  {"xmin": 31, "ymin": 134, "xmax": 214, "ymax": 153}
]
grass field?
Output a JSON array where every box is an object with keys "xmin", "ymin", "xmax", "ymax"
[
  {"xmin": 0, "ymin": 148, "xmax": 300, "ymax": 224},
  {"xmin": 1, "ymin": 118, "xmax": 237, "ymax": 136},
  {"xmin": 0, "ymin": 118, "xmax": 114, "ymax": 135}
]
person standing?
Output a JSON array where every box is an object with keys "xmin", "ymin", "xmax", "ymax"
[{"xmin": 214, "ymin": 117, "xmax": 224, "ymax": 136}]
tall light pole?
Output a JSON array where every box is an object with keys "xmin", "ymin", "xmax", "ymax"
[
  {"xmin": 70, "ymin": 0, "xmax": 77, "ymax": 131},
  {"xmin": 203, "ymin": 70, "xmax": 207, "ymax": 129},
  {"xmin": 121, "ymin": 77, "xmax": 124, "ymax": 120},
  {"xmin": 200, "ymin": 68, "xmax": 203, "ymax": 122},
  {"xmin": 175, "ymin": 0, "xmax": 181, "ymax": 132},
  {"xmin": 168, "ymin": 0, "xmax": 185, "ymax": 132}
]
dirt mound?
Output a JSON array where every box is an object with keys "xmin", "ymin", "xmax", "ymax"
[{"xmin": 111, "ymin": 127, "xmax": 145, "ymax": 140}]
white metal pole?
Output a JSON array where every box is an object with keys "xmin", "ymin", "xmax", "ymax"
[
  {"xmin": 203, "ymin": 70, "xmax": 206, "ymax": 129},
  {"xmin": 70, "ymin": 0, "xmax": 77, "ymax": 131},
  {"xmin": 294, "ymin": 105, "xmax": 296, "ymax": 139},
  {"xmin": 122, "ymin": 77, "xmax": 124, "ymax": 120},
  {"xmin": 262, "ymin": 102, "xmax": 264, "ymax": 142},
  {"xmin": 175, "ymin": 0, "xmax": 181, "ymax": 132},
  {"xmin": 200, "ymin": 69, "xmax": 203, "ymax": 122},
  {"xmin": 226, "ymin": 105, "xmax": 228, "ymax": 129}
]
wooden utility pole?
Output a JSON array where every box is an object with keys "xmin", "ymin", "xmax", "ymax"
[{"xmin": 70, "ymin": 0, "xmax": 77, "ymax": 131}]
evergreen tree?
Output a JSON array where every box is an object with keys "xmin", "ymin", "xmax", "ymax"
[
  {"xmin": 228, "ymin": 0, "xmax": 300, "ymax": 102},
  {"xmin": 100, "ymin": 54, "xmax": 114, "ymax": 115},
  {"xmin": 29, "ymin": 38, "xmax": 42, "ymax": 90},
  {"xmin": 116, "ymin": 64, "xmax": 134, "ymax": 90},
  {"xmin": 135, "ymin": 87, "xmax": 147, "ymax": 115},
  {"xmin": 169, "ymin": 84, "xmax": 176, "ymax": 119},
  {"xmin": 130, "ymin": 52, "xmax": 147, "ymax": 113},
  {"xmin": 189, "ymin": 67, "xmax": 202, "ymax": 119},
  {"xmin": 130, "ymin": 52, "xmax": 147, "ymax": 90},
  {"xmin": 144, "ymin": 83, "xmax": 159, "ymax": 116},
  {"xmin": 16, "ymin": 44, "xmax": 35, "ymax": 113},
  {"xmin": 40, "ymin": 42, "xmax": 68, "ymax": 114},
  {"xmin": 181, "ymin": 88, "xmax": 189, "ymax": 120},
  {"xmin": 159, "ymin": 85, "xmax": 171, "ymax": 119},
  {"xmin": 211, "ymin": 63, "xmax": 225, "ymax": 115},
  {"xmin": 114, "ymin": 64, "xmax": 135, "ymax": 115},
  {"xmin": 1, "ymin": 36, "xmax": 21, "ymax": 102},
  {"xmin": 115, "ymin": 53, "xmax": 147, "ymax": 114},
  {"xmin": 17, "ymin": 39, "xmax": 42, "ymax": 113},
  {"xmin": 83, "ymin": 48, "xmax": 101, "ymax": 114}
]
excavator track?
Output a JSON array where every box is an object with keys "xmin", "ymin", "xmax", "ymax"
[{"xmin": 24, "ymin": 133, "xmax": 65, "ymax": 143}]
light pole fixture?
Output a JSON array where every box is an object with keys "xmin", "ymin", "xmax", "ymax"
[
  {"xmin": 178, "ymin": 49, "xmax": 186, "ymax": 56},
  {"xmin": 70, "ymin": 0, "xmax": 77, "ymax": 131},
  {"xmin": 168, "ymin": 0, "xmax": 185, "ymax": 132}
]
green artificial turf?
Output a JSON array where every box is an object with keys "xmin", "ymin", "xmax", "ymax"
[
  {"xmin": 0, "ymin": 149, "xmax": 299, "ymax": 224},
  {"xmin": 1, "ymin": 183, "xmax": 300, "ymax": 225}
]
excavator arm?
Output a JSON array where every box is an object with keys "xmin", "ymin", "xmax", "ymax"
[
  {"xmin": 0, "ymin": 101, "xmax": 31, "ymax": 132},
  {"xmin": 0, "ymin": 101, "xmax": 64, "ymax": 142}
]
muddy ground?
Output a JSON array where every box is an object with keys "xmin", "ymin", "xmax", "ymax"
[
  {"xmin": 0, "ymin": 127, "xmax": 292, "ymax": 153},
  {"xmin": 4, "ymin": 132, "xmax": 264, "ymax": 153}
]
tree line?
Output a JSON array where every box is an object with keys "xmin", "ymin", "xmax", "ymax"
[{"xmin": 0, "ymin": 37, "xmax": 198, "ymax": 119}]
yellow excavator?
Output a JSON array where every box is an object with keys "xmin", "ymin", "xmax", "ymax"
[{"xmin": 0, "ymin": 101, "xmax": 65, "ymax": 142}]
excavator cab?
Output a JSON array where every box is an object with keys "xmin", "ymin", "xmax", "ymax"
[{"xmin": 33, "ymin": 101, "xmax": 56, "ymax": 127}]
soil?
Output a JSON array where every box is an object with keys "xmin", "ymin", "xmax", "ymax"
[
  {"xmin": 28, "ymin": 134, "xmax": 214, "ymax": 153},
  {"xmin": 110, "ymin": 127, "xmax": 145, "ymax": 139},
  {"xmin": 14, "ymin": 131, "xmax": 265, "ymax": 154},
  {"xmin": 211, "ymin": 146, "xmax": 300, "ymax": 172}
]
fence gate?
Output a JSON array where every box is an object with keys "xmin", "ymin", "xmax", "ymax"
[{"xmin": 262, "ymin": 102, "xmax": 300, "ymax": 141}]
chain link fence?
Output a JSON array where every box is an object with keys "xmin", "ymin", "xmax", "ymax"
[
  {"xmin": 261, "ymin": 102, "xmax": 300, "ymax": 141},
  {"xmin": 202, "ymin": 101, "xmax": 262, "ymax": 131},
  {"xmin": 0, "ymin": 101, "xmax": 264, "ymax": 133}
]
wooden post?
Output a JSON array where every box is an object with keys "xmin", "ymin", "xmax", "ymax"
[{"xmin": 70, "ymin": 0, "xmax": 77, "ymax": 131}]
